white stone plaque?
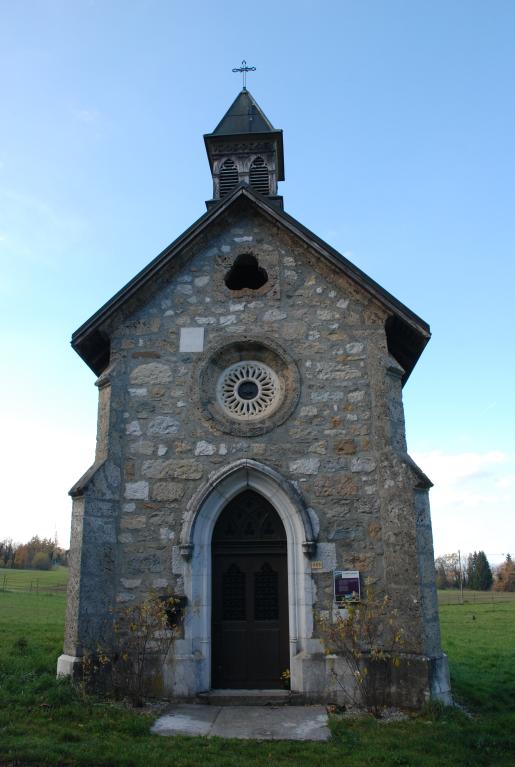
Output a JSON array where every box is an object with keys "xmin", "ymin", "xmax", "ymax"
[{"xmin": 180, "ymin": 327, "xmax": 204, "ymax": 352}]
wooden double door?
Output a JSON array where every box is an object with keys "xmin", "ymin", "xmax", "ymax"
[{"xmin": 212, "ymin": 491, "xmax": 289, "ymax": 689}]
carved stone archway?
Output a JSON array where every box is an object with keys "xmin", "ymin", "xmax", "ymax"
[{"xmin": 170, "ymin": 460, "xmax": 317, "ymax": 695}]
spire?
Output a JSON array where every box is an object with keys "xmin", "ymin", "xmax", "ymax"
[
  {"xmin": 204, "ymin": 89, "xmax": 284, "ymax": 208},
  {"xmin": 211, "ymin": 89, "xmax": 275, "ymax": 136}
]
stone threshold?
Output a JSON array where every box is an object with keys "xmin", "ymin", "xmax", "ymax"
[{"xmin": 198, "ymin": 689, "xmax": 303, "ymax": 706}]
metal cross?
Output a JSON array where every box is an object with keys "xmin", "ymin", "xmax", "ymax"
[{"xmin": 232, "ymin": 60, "xmax": 256, "ymax": 90}]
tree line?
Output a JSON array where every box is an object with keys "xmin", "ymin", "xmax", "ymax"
[
  {"xmin": 435, "ymin": 551, "xmax": 514, "ymax": 592},
  {"xmin": 0, "ymin": 536, "xmax": 68, "ymax": 571}
]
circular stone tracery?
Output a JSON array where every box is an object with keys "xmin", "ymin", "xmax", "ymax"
[{"xmin": 217, "ymin": 361, "xmax": 280, "ymax": 420}]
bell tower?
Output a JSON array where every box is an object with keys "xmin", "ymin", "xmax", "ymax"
[{"xmin": 204, "ymin": 88, "xmax": 285, "ymax": 209}]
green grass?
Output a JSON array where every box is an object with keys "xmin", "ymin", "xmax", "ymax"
[
  {"xmin": 0, "ymin": 592, "xmax": 514, "ymax": 767},
  {"xmin": 438, "ymin": 589, "xmax": 515, "ymax": 605},
  {"xmin": 439, "ymin": 600, "xmax": 515, "ymax": 711},
  {"xmin": 0, "ymin": 566, "xmax": 69, "ymax": 593}
]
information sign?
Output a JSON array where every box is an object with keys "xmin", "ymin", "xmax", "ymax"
[{"xmin": 334, "ymin": 570, "xmax": 361, "ymax": 603}]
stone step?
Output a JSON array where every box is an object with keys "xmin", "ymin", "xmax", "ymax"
[{"xmin": 198, "ymin": 689, "xmax": 300, "ymax": 706}]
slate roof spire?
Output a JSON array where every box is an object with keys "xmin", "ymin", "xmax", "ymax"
[
  {"xmin": 204, "ymin": 89, "xmax": 284, "ymax": 207},
  {"xmin": 211, "ymin": 89, "xmax": 276, "ymax": 136}
]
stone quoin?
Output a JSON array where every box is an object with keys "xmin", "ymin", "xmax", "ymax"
[{"xmin": 57, "ymin": 87, "xmax": 451, "ymax": 708}]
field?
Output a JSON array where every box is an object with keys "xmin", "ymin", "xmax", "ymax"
[
  {"xmin": 438, "ymin": 588, "xmax": 515, "ymax": 605},
  {"xmin": 0, "ymin": 578, "xmax": 514, "ymax": 766},
  {"xmin": 0, "ymin": 566, "xmax": 69, "ymax": 594}
]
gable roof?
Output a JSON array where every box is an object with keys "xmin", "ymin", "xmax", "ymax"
[{"xmin": 72, "ymin": 184, "xmax": 430, "ymax": 383}]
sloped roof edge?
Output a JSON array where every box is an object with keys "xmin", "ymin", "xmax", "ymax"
[{"xmin": 72, "ymin": 184, "xmax": 430, "ymax": 381}]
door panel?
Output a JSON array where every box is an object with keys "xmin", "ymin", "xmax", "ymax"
[
  {"xmin": 212, "ymin": 552, "xmax": 288, "ymax": 688},
  {"xmin": 218, "ymin": 625, "xmax": 247, "ymax": 684},
  {"xmin": 212, "ymin": 491, "xmax": 289, "ymax": 689}
]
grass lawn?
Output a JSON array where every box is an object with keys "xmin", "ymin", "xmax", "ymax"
[
  {"xmin": 438, "ymin": 589, "xmax": 515, "ymax": 605},
  {"xmin": 0, "ymin": 566, "xmax": 69, "ymax": 593},
  {"xmin": 0, "ymin": 591, "xmax": 514, "ymax": 767},
  {"xmin": 439, "ymin": 598, "xmax": 515, "ymax": 712}
]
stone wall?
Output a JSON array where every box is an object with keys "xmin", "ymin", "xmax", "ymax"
[
  {"xmin": 61, "ymin": 203, "xmax": 449, "ymax": 704},
  {"xmin": 111, "ymin": 209, "xmax": 387, "ymax": 612}
]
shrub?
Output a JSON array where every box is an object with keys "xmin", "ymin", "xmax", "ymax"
[
  {"xmin": 32, "ymin": 552, "xmax": 52, "ymax": 570},
  {"xmin": 81, "ymin": 593, "xmax": 183, "ymax": 706},
  {"xmin": 318, "ymin": 581, "xmax": 404, "ymax": 715}
]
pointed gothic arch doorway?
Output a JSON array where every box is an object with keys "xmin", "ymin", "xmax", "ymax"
[{"xmin": 211, "ymin": 489, "xmax": 289, "ymax": 689}]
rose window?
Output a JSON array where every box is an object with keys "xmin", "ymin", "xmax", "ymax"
[{"xmin": 217, "ymin": 361, "xmax": 281, "ymax": 421}]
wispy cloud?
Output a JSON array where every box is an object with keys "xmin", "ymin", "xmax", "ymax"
[
  {"xmin": 417, "ymin": 449, "xmax": 506, "ymax": 484},
  {"xmin": 413, "ymin": 449, "xmax": 515, "ymax": 564},
  {"xmin": 73, "ymin": 107, "xmax": 100, "ymax": 124},
  {"xmin": 0, "ymin": 187, "xmax": 85, "ymax": 276},
  {"xmin": 497, "ymin": 475, "xmax": 515, "ymax": 490}
]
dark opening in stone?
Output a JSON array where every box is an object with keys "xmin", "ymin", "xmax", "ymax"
[
  {"xmin": 237, "ymin": 380, "xmax": 259, "ymax": 400},
  {"xmin": 224, "ymin": 254, "xmax": 268, "ymax": 291}
]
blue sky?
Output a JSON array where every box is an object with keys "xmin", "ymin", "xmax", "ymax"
[{"xmin": 1, "ymin": 0, "xmax": 514, "ymax": 563}]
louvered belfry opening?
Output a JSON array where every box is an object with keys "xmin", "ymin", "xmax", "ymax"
[
  {"xmin": 219, "ymin": 158, "xmax": 239, "ymax": 197},
  {"xmin": 249, "ymin": 156, "xmax": 270, "ymax": 195}
]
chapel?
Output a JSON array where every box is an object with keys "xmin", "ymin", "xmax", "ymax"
[{"xmin": 57, "ymin": 86, "xmax": 451, "ymax": 708}]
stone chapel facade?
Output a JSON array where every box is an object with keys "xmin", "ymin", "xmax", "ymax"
[{"xmin": 57, "ymin": 89, "xmax": 451, "ymax": 707}]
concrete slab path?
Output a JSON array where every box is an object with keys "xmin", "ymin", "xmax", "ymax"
[{"xmin": 151, "ymin": 704, "xmax": 330, "ymax": 741}]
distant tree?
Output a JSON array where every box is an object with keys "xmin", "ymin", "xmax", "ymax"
[
  {"xmin": 434, "ymin": 553, "xmax": 464, "ymax": 589},
  {"xmin": 435, "ymin": 560, "xmax": 448, "ymax": 589},
  {"xmin": 1, "ymin": 535, "xmax": 66, "ymax": 570},
  {"xmin": 32, "ymin": 551, "xmax": 52, "ymax": 570},
  {"xmin": 0, "ymin": 539, "xmax": 16, "ymax": 568},
  {"xmin": 477, "ymin": 551, "xmax": 493, "ymax": 590},
  {"xmin": 493, "ymin": 554, "xmax": 515, "ymax": 592},
  {"xmin": 467, "ymin": 552, "xmax": 479, "ymax": 589},
  {"xmin": 467, "ymin": 552, "xmax": 476, "ymax": 588},
  {"xmin": 27, "ymin": 536, "xmax": 54, "ymax": 564},
  {"xmin": 56, "ymin": 549, "xmax": 69, "ymax": 567},
  {"xmin": 467, "ymin": 551, "xmax": 493, "ymax": 591},
  {"xmin": 14, "ymin": 544, "xmax": 30, "ymax": 569}
]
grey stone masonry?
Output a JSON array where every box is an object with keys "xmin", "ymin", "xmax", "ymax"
[{"xmin": 59, "ymin": 200, "xmax": 450, "ymax": 708}]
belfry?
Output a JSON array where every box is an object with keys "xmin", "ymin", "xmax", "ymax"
[
  {"xmin": 58, "ymin": 85, "xmax": 450, "ymax": 708},
  {"xmin": 204, "ymin": 87, "xmax": 284, "ymax": 206}
]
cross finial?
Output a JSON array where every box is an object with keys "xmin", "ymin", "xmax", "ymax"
[{"xmin": 232, "ymin": 59, "xmax": 256, "ymax": 90}]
